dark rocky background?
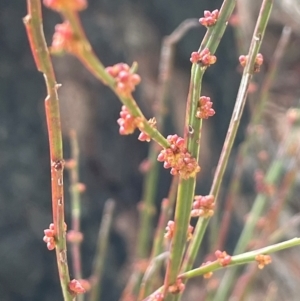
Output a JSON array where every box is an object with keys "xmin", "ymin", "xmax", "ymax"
[{"xmin": 0, "ymin": 1, "xmax": 299, "ymax": 301}]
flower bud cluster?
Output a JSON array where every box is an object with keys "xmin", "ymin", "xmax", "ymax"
[
  {"xmin": 138, "ymin": 118, "xmax": 157, "ymax": 142},
  {"xmin": 255, "ymin": 254, "xmax": 272, "ymax": 269},
  {"xmin": 43, "ymin": 222, "xmax": 67, "ymax": 250},
  {"xmin": 51, "ymin": 22, "xmax": 75, "ymax": 54},
  {"xmin": 43, "ymin": 223, "xmax": 56, "ymax": 250},
  {"xmin": 196, "ymin": 96, "xmax": 215, "ymax": 119},
  {"xmin": 239, "ymin": 53, "xmax": 263, "ymax": 73},
  {"xmin": 165, "ymin": 220, "xmax": 175, "ymax": 240},
  {"xmin": 117, "ymin": 105, "xmax": 138, "ymax": 135},
  {"xmin": 68, "ymin": 279, "xmax": 86, "ymax": 295},
  {"xmin": 190, "ymin": 48, "xmax": 217, "ymax": 67},
  {"xmin": 67, "ymin": 230, "xmax": 84, "ymax": 244},
  {"xmin": 148, "ymin": 293, "xmax": 164, "ymax": 301},
  {"xmin": 215, "ymin": 250, "xmax": 232, "ymax": 267},
  {"xmin": 157, "ymin": 135, "xmax": 200, "ymax": 179},
  {"xmin": 191, "ymin": 195, "xmax": 215, "ymax": 218},
  {"xmin": 199, "ymin": 10, "xmax": 219, "ymax": 27},
  {"xmin": 43, "ymin": 0, "xmax": 87, "ymax": 12},
  {"xmin": 168, "ymin": 278, "xmax": 185, "ymax": 294},
  {"xmin": 187, "ymin": 224, "xmax": 194, "ymax": 241},
  {"xmin": 106, "ymin": 63, "xmax": 141, "ymax": 95}
]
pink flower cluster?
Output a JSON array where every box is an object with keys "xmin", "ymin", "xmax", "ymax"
[
  {"xmin": 196, "ymin": 96, "xmax": 215, "ymax": 119},
  {"xmin": 215, "ymin": 250, "xmax": 232, "ymax": 267},
  {"xmin": 199, "ymin": 10, "xmax": 219, "ymax": 27},
  {"xmin": 157, "ymin": 135, "xmax": 200, "ymax": 179},
  {"xmin": 190, "ymin": 48, "xmax": 217, "ymax": 66},
  {"xmin": 44, "ymin": 0, "xmax": 87, "ymax": 11},
  {"xmin": 106, "ymin": 63, "xmax": 141, "ymax": 95},
  {"xmin": 191, "ymin": 195, "xmax": 215, "ymax": 218}
]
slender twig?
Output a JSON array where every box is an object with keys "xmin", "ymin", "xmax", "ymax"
[
  {"xmin": 142, "ymin": 237, "xmax": 300, "ymax": 301},
  {"xmin": 67, "ymin": 130, "xmax": 83, "ymax": 285},
  {"xmin": 120, "ymin": 20, "xmax": 198, "ymax": 301},
  {"xmin": 164, "ymin": 2, "xmax": 237, "ymax": 300},
  {"xmin": 58, "ymin": 10, "xmax": 168, "ymax": 149},
  {"xmin": 182, "ymin": 0, "xmax": 273, "ymax": 277},
  {"xmin": 89, "ymin": 199, "xmax": 115, "ymax": 301},
  {"xmin": 214, "ymin": 25, "xmax": 291, "ymax": 252},
  {"xmin": 138, "ymin": 177, "xmax": 179, "ymax": 300},
  {"xmin": 136, "ymin": 18, "xmax": 199, "ymax": 262},
  {"xmin": 180, "ymin": 237, "xmax": 300, "ymax": 280},
  {"xmin": 23, "ymin": 1, "xmax": 71, "ymax": 300},
  {"xmin": 214, "ymin": 110, "xmax": 300, "ymax": 301}
]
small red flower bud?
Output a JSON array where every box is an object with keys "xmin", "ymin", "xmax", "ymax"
[
  {"xmin": 239, "ymin": 53, "xmax": 263, "ymax": 72},
  {"xmin": 168, "ymin": 278, "xmax": 185, "ymax": 294},
  {"xmin": 165, "ymin": 220, "xmax": 175, "ymax": 240},
  {"xmin": 69, "ymin": 279, "xmax": 86, "ymax": 295},
  {"xmin": 106, "ymin": 63, "xmax": 141, "ymax": 95},
  {"xmin": 196, "ymin": 96, "xmax": 215, "ymax": 119},
  {"xmin": 67, "ymin": 230, "xmax": 84, "ymax": 244},
  {"xmin": 44, "ymin": 229, "xmax": 55, "ymax": 237},
  {"xmin": 215, "ymin": 250, "xmax": 232, "ymax": 267},
  {"xmin": 200, "ymin": 10, "xmax": 219, "ymax": 27},
  {"xmin": 190, "ymin": 48, "xmax": 216, "ymax": 67},
  {"xmin": 255, "ymin": 254, "xmax": 272, "ymax": 269},
  {"xmin": 158, "ymin": 134, "xmax": 200, "ymax": 179},
  {"xmin": 43, "ymin": 0, "xmax": 87, "ymax": 12}
]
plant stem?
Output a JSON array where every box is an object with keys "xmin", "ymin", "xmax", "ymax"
[
  {"xmin": 164, "ymin": 2, "xmax": 237, "ymax": 300},
  {"xmin": 68, "ymin": 131, "xmax": 83, "ymax": 285},
  {"xmin": 182, "ymin": 0, "xmax": 273, "ymax": 276},
  {"xmin": 24, "ymin": 1, "xmax": 71, "ymax": 300},
  {"xmin": 142, "ymin": 237, "xmax": 300, "ymax": 301},
  {"xmin": 214, "ymin": 25, "xmax": 291, "ymax": 252},
  {"xmin": 89, "ymin": 199, "xmax": 115, "ymax": 301},
  {"xmin": 180, "ymin": 237, "xmax": 300, "ymax": 280},
  {"xmin": 60, "ymin": 10, "xmax": 169, "ymax": 149}
]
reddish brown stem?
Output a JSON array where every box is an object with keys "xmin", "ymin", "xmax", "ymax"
[{"xmin": 24, "ymin": 1, "xmax": 72, "ymax": 300}]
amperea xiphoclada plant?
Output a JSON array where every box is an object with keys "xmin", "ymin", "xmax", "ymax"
[{"xmin": 23, "ymin": 0, "xmax": 300, "ymax": 300}]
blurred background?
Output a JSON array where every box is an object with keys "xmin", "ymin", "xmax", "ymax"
[{"xmin": 0, "ymin": 0, "xmax": 300, "ymax": 300}]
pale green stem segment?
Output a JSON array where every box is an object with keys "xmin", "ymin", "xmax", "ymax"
[
  {"xmin": 164, "ymin": 2, "xmax": 238, "ymax": 300},
  {"xmin": 89, "ymin": 200, "xmax": 115, "ymax": 301},
  {"xmin": 181, "ymin": 237, "xmax": 300, "ymax": 279},
  {"xmin": 181, "ymin": 0, "xmax": 273, "ymax": 281},
  {"xmin": 142, "ymin": 237, "xmax": 300, "ymax": 301}
]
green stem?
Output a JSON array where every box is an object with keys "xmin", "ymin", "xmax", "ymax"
[
  {"xmin": 68, "ymin": 131, "xmax": 83, "ymax": 281},
  {"xmin": 164, "ymin": 2, "xmax": 238, "ymax": 299},
  {"xmin": 24, "ymin": 1, "xmax": 71, "ymax": 300},
  {"xmin": 213, "ymin": 25, "xmax": 291, "ymax": 252},
  {"xmin": 181, "ymin": 237, "xmax": 300, "ymax": 279},
  {"xmin": 89, "ymin": 199, "xmax": 115, "ymax": 301},
  {"xmin": 142, "ymin": 237, "xmax": 300, "ymax": 301},
  {"xmin": 61, "ymin": 10, "xmax": 169, "ymax": 149},
  {"xmin": 182, "ymin": 0, "xmax": 273, "ymax": 276},
  {"xmin": 67, "ymin": 131, "xmax": 84, "ymax": 301},
  {"xmin": 213, "ymin": 159, "xmax": 282, "ymax": 301}
]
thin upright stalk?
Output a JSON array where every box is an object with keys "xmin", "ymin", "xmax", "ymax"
[
  {"xmin": 181, "ymin": 0, "xmax": 273, "ymax": 276},
  {"xmin": 214, "ymin": 25, "xmax": 291, "ymax": 252},
  {"xmin": 68, "ymin": 131, "xmax": 83, "ymax": 283},
  {"xmin": 89, "ymin": 199, "xmax": 115, "ymax": 301},
  {"xmin": 121, "ymin": 20, "xmax": 198, "ymax": 301},
  {"xmin": 164, "ymin": 2, "xmax": 237, "ymax": 300},
  {"xmin": 24, "ymin": 1, "xmax": 71, "ymax": 300}
]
